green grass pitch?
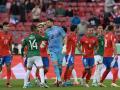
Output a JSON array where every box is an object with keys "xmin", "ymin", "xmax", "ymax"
[{"xmin": 0, "ymin": 79, "xmax": 120, "ymax": 90}]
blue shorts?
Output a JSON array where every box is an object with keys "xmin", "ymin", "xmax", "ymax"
[
  {"xmin": 24, "ymin": 57, "xmax": 28, "ymax": 67},
  {"xmin": 113, "ymin": 61, "xmax": 118, "ymax": 68},
  {"xmin": 103, "ymin": 57, "xmax": 113, "ymax": 69},
  {"xmin": 65, "ymin": 55, "xmax": 74, "ymax": 67},
  {"xmin": 49, "ymin": 51, "xmax": 63, "ymax": 65},
  {"xmin": 42, "ymin": 57, "xmax": 49, "ymax": 68},
  {"xmin": 0, "ymin": 56, "xmax": 12, "ymax": 66},
  {"xmin": 82, "ymin": 58, "xmax": 94, "ymax": 68}
]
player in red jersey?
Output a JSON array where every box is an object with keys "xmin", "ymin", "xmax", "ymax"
[
  {"xmin": 99, "ymin": 25, "xmax": 120, "ymax": 87},
  {"xmin": 0, "ymin": 22, "xmax": 13, "ymax": 87},
  {"xmin": 78, "ymin": 25, "xmax": 98, "ymax": 87},
  {"xmin": 63, "ymin": 25, "xmax": 79, "ymax": 86}
]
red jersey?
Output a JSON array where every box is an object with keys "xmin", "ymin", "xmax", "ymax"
[
  {"xmin": 104, "ymin": 32, "xmax": 116, "ymax": 57},
  {"xmin": 80, "ymin": 35, "xmax": 98, "ymax": 58},
  {"xmin": 66, "ymin": 32, "xmax": 77, "ymax": 55},
  {"xmin": 40, "ymin": 41, "xmax": 48, "ymax": 57},
  {"xmin": 0, "ymin": 32, "xmax": 12, "ymax": 56}
]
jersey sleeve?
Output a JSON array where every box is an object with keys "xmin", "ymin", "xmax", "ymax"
[{"xmin": 21, "ymin": 38, "xmax": 27, "ymax": 57}]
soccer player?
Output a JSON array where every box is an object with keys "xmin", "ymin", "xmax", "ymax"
[
  {"xmin": 63, "ymin": 25, "xmax": 79, "ymax": 86},
  {"xmin": 99, "ymin": 25, "xmax": 119, "ymax": 87},
  {"xmin": 92, "ymin": 25, "xmax": 104, "ymax": 87},
  {"xmin": 0, "ymin": 22, "xmax": 13, "ymax": 87},
  {"xmin": 35, "ymin": 22, "xmax": 49, "ymax": 83},
  {"xmin": 21, "ymin": 24, "xmax": 48, "ymax": 88},
  {"xmin": 78, "ymin": 25, "xmax": 98, "ymax": 87},
  {"xmin": 45, "ymin": 18, "xmax": 66, "ymax": 86}
]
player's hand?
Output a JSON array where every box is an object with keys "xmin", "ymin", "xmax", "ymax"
[
  {"xmin": 40, "ymin": 41, "xmax": 46, "ymax": 48},
  {"xmin": 62, "ymin": 45, "xmax": 66, "ymax": 54}
]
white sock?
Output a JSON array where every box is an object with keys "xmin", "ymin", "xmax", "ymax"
[
  {"xmin": 24, "ymin": 70, "xmax": 31, "ymax": 86},
  {"xmin": 45, "ymin": 75, "xmax": 47, "ymax": 80},
  {"xmin": 39, "ymin": 68, "xmax": 45, "ymax": 83},
  {"xmin": 72, "ymin": 69, "xmax": 78, "ymax": 82}
]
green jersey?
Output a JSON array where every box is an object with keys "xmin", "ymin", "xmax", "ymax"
[
  {"xmin": 21, "ymin": 33, "xmax": 47, "ymax": 57},
  {"xmin": 97, "ymin": 35, "xmax": 104, "ymax": 56}
]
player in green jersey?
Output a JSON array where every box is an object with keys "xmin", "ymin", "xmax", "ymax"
[
  {"xmin": 92, "ymin": 25, "xmax": 104, "ymax": 87},
  {"xmin": 21, "ymin": 24, "xmax": 48, "ymax": 88}
]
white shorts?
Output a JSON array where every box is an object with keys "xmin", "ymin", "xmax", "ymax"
[
  {"xmin": 27, "ymin": 56, "xmax": 43, "ymax": 68},
  {"xmin": 94, "ymin": 55, "xmax": 103, "ymax": 65}
]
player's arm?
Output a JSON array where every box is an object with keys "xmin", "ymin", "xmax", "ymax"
[
  {"xmin": 77, "ymin": 42, "xmax": 82, "ymax": 54},
  {"xmin": 112, "ymin": 37, "xmax": 117, "ymax": 56},
  {"xmin": 21, "ymin": 39, "xmax": 27, "ymax": 57},
  {"xmin": 94, "ymin": 38, "xmax": 99, "ymax": 54},
  {"xmin": 9, "ymin": 35, "xmax": 13, "ymax": 55}
]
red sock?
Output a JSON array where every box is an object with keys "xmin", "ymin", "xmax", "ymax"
[
  {"xmin": 100, "ymin": 69, "xmax": 110, "ymax": 83},
  {"xmin": 82, "ymin": 70, "xmax": 87, "ymax": 79},
  {"xmin": 67, "ymin": 69, "xmax": 73, "ymax": 80},
  {"xmin": 64, "ymin": 68, "xmax": 69, "ymax": 81},
  {"xmin": 112, "ymin": 68, "xmax": 118, "ymax": 83},
  {"xmin": 86, "ymin": 73, "xmax": 91, "ymax": 84},
  {"xmin": 36, "ymin": 70, "xmax": 40, "ymax": 80},
  {"xmin": 7, "ymin": 69, "xmax": 11, "ymax": 84}
]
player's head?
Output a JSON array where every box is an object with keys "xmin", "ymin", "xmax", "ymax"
[
  {"xmin": 106, "ymin": 25, "xmax": 114, "ymax": 32},
  {"xmin": 97, "ymin": 25, "xmax": 104, "ymax": 35},
  {"xmin": 86, "ymin": 24, "xmax": 94, "ymax": 37},
  {"xmin": 62, "ymin": 26, "xmax": 67, "ymax": 33},
  {"xmin": 0, "ymin": 24, "xmax": 3, "ymax": 30},
  {"xmin": 70, "ymin": 25, "xmax": 77, "ymax": 32},
  {"xmin": 2, "ymin": 22, "xmax": 9, "ymax": 32},
  {"xmin": 31, "ymin": 24, "xmax": 38, "ymax": 33},
  {"xmin": 47, "ymin": 18, "xmax": 54, "ymax": 28},
  {"xmin": 37, "ymin": 22, "xmax": 47, "ymax": 34}
]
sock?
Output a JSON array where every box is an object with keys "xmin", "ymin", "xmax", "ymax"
[
  {"xmin": 112, "ymin": 68, "xmax": 118, "ymax": 83},
  {"xmin": 100, "ymin": 69, "xmax": 110, "ymax": 83},
  {"xmin": 24, "ymin": 70, "xmax": 31, "ymax": 86},
  {"xmin": 54, "ymin": 64, "xmax": 61, "ymax": 81},
  {"xmin": 86, "ymin": 73, "xmax": 91, "ymax": 84},
  {"xmin": 36, "ymin": 70, "xmax": 40, "ymax": 80},
  {"xmin": 59, "ymin": 67, "xmax": 62, "ymax": 76},
  {"xmin": 28, "ymin": 76, "xmax": 30, "ymax": 82},
  {"xmin": 7, "ymin": 69, "xmax": 11, "ymax": 84},
  {"xmin": 67, "ymin": 68, "xmax": 73, "ymax": 80},
  {"xmin": 39, "ymin": 68, "xmax": 45, "ymax": 83},
  {"xmin": 64, "ymin": 68, "xmax": 69, "ymax": 81},
  {"xmin": 72, "ymin": 69, "xmax": 78, "ymax": 82},
  {"xmin": 82, "ymin": 70, "xmax": 87, "ymax": 79}
]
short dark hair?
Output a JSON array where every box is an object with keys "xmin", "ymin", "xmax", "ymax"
[
  {"xmin": 31, "ymin": 24, "xmax": 37, "ymax": 32},
  {"xmin": 62, "ymin": 26, "xmax": 67, "ymax": 33},
  {"xmin": 107, "ymin": 25, "xmax": 114, "ymax": 31},
  {"xmin": 47, "ymin": 18, "xmax": 54, "ymax": 22},
  {"xmin": 3, "ymin": 22, "xmax": 9, "ymax": 26},
  {"xmin": 0, "ymin": 24, "xmax": 3, "ymax": 29},
  {"xmin": 87, "ymin": 24, "xmax": 93, "ymax": 28},
  {"xmin": 70, "ymin": 25, "xmax": 77, "ymax": 32}
]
